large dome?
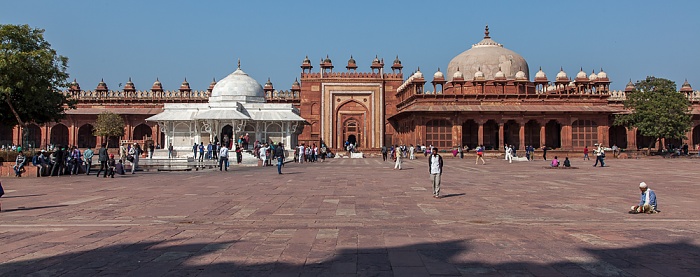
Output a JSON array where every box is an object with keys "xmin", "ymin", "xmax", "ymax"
[
  {"xmin": 447, "ymin": 26, "xmax": 529, "ymax": 82},
  {"xmin": 210, "ymin": 62, "xmax": 265, "ymax": 103}
]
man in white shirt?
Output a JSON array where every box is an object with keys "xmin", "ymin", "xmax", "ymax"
[
  {"xmin": 428, "ymin": 147, "xmax": 444, "ymax": 198},
  {"xmin": 219, "ymin": 144, "xmax": 229, "ymax": 171}
]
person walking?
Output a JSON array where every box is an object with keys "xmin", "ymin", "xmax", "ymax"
[
  {"xmin": 119, "ymin": 144, "xmax": 127, "ymax": 164},
  {"xmin": 149, "ymin": 143, "xmax": 155, "ymax": 159},
  {"xmin": 393, "ymin": 144, "xmax": 403, "ymax": 170},
  {"xmin": 583, "ymin": 146, "xmax": 590, "ymax": 160},
  {"xmin": 83, "ymin": 146, "xmax": 94, "ymax": 175},
  {"xmin": 96, "ymin": 143, "xmax": 109, "ymax": 178},
  {"xmin": 428, "ymin": 147, "xmax": 444, "ymax": 198},
  {"xmin": 168, "ymin": 143, "xmax": 174, "ymax": 159},
  {"xmin": 542, "ymin": 145, "xmax": 548, "ymax": 161},
  {"xmin": 505, "ymin": 144, "xmax": 513, "ymax": 163},
  {"xmin": 129, "ymin": 143, "xmax": 140, "ymax": 174},
  {"xmin": 475, "ymin": 145, "xmax": 486, "ymax": 165},
  {"xmin": 593, "ymin": 143, "xmax": 606, "ymax": 167},
  {"xmin": 274, "ymin": 142, "xmax": 285, "ymax": 174},
  {"xmin": 381, "ymin": 145, "xmax": 388, "ymax": 161},
  {"xmin": 409, "ymin": 144, "xmax": 416, "ymax": 160},
  {"xmin": 219, "ymin": 143, "xmax": 229, "ymax": 171},
  {"xmin": 198, "ymin": 142, "xmax": 204, "ymax": 162}
]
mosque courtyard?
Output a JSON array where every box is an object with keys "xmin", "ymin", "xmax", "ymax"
[{"xmin": 0, "ymin": 157, "xmax": 698, "ymax": 276}]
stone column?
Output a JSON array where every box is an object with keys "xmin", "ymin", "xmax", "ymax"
[
  {"xmin": 477, "ymin": 121, "xmax": 484, "ymax": 146},
  {"xmin": 627, "ymin": 127, "xmax": 637, "ymax": 150},
  {"xmin": 498, "ymin": 122, "xmax": 504, "ymax": 150},
  {"xmin": 539, "ymin": 124, "xmax": 546, "ymax": 148},
  {"xmin": 518, "ymin": 122, "xmax": 525, "ymax": 150},
  {"xmin": 453, "ymin": 116, "xmax": 462, "ymax": 148}
]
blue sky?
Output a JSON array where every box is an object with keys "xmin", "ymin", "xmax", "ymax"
[{"xmin": 3, "ymin": 0, "xmax": 699, "ymax": 91}]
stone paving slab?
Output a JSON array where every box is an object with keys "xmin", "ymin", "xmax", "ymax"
[{"xmin": 0, "ymin": 157, "xmax": 699, "ymax": 276}]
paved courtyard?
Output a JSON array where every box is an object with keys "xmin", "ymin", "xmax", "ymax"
[{"xmin": 0, "ymin": 156, "xmax": 699, "ymax": 276}]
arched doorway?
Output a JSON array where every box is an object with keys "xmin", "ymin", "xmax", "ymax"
[
  {"xmin": 221, "ymin": 125, "xmax": 233, "ymax": 149},
  {"xmin": 343, "ymin": 118, "xmax": 360, "ymax": 147},
  {"xmin": 461, "ymin": 119, "xmax": 478, "ymax": 150},
  {"xmin": 482, "ymin": 120, "xmax": 499, "ymax": 150},
  {"xmin": 133, "ymin": 124, "xmax": 152, "ymax": 142},
  {"xmin": 265, "ymin": 123, "xmax": 283, "ymax": 145},
  {"xmin": 50, "ymin": 124, "xmax": 69, "ymax": 147},
  {"xmin": 504, "ymin": 120, "xmax": 520, "ymax": 149},
  {"xmin": 27, "ymin": 124, "xmax": 42, "ymax": 149},
  {"xmin": 545, "ymin": 120, "xmax": 561, "ymax": 149},
  {"xmin": 636, "ymin": 130, "xmax": 656, "ymax": 150},
  {"xmin": 0, "ymin": 124, "xmax": 13, "ymax": 146},
  {"xmin": 78, "ymin": 124, "xmax": 97, "ymax": 148},
  {"xmin": 172, "ymin": 123, "xmax": 191, "ymax": 148},
  {"xmin": 525, "ymin": 120, "xmax": 540, "ymax": 148},
  {"xmin": 608, "ymin": 125, "xmax": 628, "ymax": 149}
]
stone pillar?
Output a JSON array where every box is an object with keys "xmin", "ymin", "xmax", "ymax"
[
  {"xmin": 600, "ymin": 125, "xmax": 610, "ymax": 147},
  {"xmin": 539, "ymin": 124, "xmax": 546, "ymax": 148},
  {"xmin": 498, "ymin": 122, "xmax": 504, "ymax": 150},
  {"xmin": 518, "ymin": 122, "xmax": 525, "ymax": 150},
  {"xmin": 561, "ymin": 124, "xmax": 572, "ymax": 150},
  {"xmin": 627, "ymin": 127, "xmax": 637, "ymax": 150},
  {"xmin": 12, "ymin": 126, "xmax": 21, "ymax": 146},
  {"xmin": 453, "ymin": 120, "xmax": 462, "ymax": 148},
  {"xmin": 477, "ymin": 122, "xmax": 484, "ymax": 146},
  {"xmin": 69, "ymin": 121, "xmax": 77, "ymax": 147}
]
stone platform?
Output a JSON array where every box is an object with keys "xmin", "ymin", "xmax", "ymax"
[{"xmin": 0, "ymin": 157, "xmax": 698, "ymax": 276}]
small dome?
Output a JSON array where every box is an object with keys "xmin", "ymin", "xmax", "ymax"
[
  {"xmin": 535, "ymin": 67, "xmax": 547, "ymax": 79},
  {"xmin": 181, "ymin": 78, "xmax": 189, "ymax": 86},
  {"xmin": 153, "ymin": 78, "xmax": 162, "ymax": 86},
  {"xmin": 323, "ymin": 55, "xmax": 332, "ymax": 64},
  {"xmin": 264, "ymin": 78, "xmax": 273, "ymax": 88},
  {"xmin": 292, "ymin": 78, "xmax": 300, "ymax": 87},
  {"xmin": 556, "ymin": 68, "xmax": 568, "ymax": 80},
  {"xmin": 210, "ymin": 63, "xmax": 265, "ymax": 102},
  {"xmin": 433, "ymin": 68, "xmax": 444, "ymax": 79},
  {"xmin": 515, "ymin": 69, "xmax": 527, "ymax": 80},
  {"xmin": 474, "ymin": 69, "xmax": 484, "ymax": 79},
  {"xmin": 454, "ymin": 68, "xmax": 464, "ymax": 79},
  {"xmin": 588, "ymin": 70, "xmax": 598, "ymax": 81},
  {"xmin": 303, "ymin": 56, "xmax": 311, "ymax": 64},
  {"xmin": 372, "ymin": 56, "xmax": 380, "ymax": 64},
  {"xmin": 348, "ymin": 55, "xmax": 356, "ymax": 64},
  {"xmin": 393, "ymin": 55, "xmax": 401, "ymax": 65},
  {"xmin": 413, "ymin": 69, "xmax": 423, "ymax": 79},
  {"xmin": 680, "ymin": 79, "xmax": 693, "ymax": 92},
  {"xmin": 576, "ymin": 68, "xmax": 587, "ymax": 79},
  {"xmin": 598, "ymin": 68, "xmax": 607, "ymax": 79},
  {"xmin": 494, "ymin": 69, "xmax": 505, "ymax": 79}
]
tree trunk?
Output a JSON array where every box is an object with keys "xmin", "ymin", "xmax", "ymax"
[
  {"xmin": 5, "ymin": 98, "xmax": 28, "ymax": 148},
  {"xmin": 648, "ymin": 138, "xmax": 659, "ymax": 156}
]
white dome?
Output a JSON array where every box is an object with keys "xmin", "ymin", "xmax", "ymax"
[
  {"xmin": 474, "ymin": 69, "xmax": 484, "ymax": 79},
  {"xmin": 454, "ymin": 69, "xmax": 464, "ymax": 79},
  {"xmin": 535, "ymin": 68, "xmax": 547, "ymax": 79},
  {"xmin": 588, "ymin": 71, "xmax": 598, "ymax": 81},
  {"xmin": 598, "ymin": 70, "xmax": 607, "ymax": 79},
  {"xmin": 556, "ymin": 69, "xmax": 567, "ymax": 79},
  {"xmin": 210, "ymin": 67, "xmax": 265, "ymax": 103},
  {"xmin": 433, "ymin": 70, "xmax": 444, "ymax": 79},
  {"xmin": 413, "ymin": 70, "xmax": 423, "ymax": 79},
  {"xmin": 515, "ymin": 70, "xmax": 526, "ymax": 80},
  {"xmin": 447, "ymin": 27, "xmax": 529, "ymax": 81},
  {"xmin": 576, "ymin": 69, "xmax": 587, "ymax": 79},
  {"xmin": 494, "ymin": 69, "xmax": 505, "ymax": 79}
]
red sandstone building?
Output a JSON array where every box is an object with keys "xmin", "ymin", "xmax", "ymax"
[{"xmin": 2, "ymin": 26, "xmax": 700, "ymax": 153}]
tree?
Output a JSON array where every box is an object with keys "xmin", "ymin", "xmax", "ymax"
[
  {"xmin": 93, "ymin": 112, "xmax": 125, "ymax": 149},
  {"xmin": 0, "ymin": 24, "xmax": 74, "ymax": 148},
  {"xmin": 614, "ymin": 76, "xmax": 692, "ymax": 154}
]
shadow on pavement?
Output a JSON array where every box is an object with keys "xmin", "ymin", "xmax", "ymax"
[
  {"xmin": 440, "ymin": 193, "xmax": 466, "ymax": 198},
  {"xmin": 2, "ymin": 194, "xmax": 47, "ymax": 199},
  {"xmin": 0, "ymin": 237, "xmax": 698, "ymax": 275},
  {"xmin": 0, "ymin": 204, "xmax": 69, "ymax": 213}
]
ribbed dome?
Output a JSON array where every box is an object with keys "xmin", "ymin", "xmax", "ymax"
[
  {"xmin": 588, "ymin": 70, "xmax": 598, "ymax": 81},
  {"xmin": 598, "ymin": 69, "xmax": 607, "ymax": 79},
  {"xmin": 576, "ymin": 69, "xmax": 587, "ymax": 79},
  {"xmin": 447, "ymin": 26, "xmax": 529, "ymax": 81},
  {"xmin": 210, "ymin": 63, "xmax": 265, "ymax": 103}
]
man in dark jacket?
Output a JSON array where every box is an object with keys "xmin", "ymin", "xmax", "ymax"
[
  {"xmin": 428, "ymin": 147, "xmax": 444, "ymax": 198},
  {"xmin": 50, "ymin": 146, "xmax": 65, "ymax": 176},
  {"xmin": 274, "ymin": 142, "xmax": 285, "ymax": 174},
  {"xmin": 96, "ymin": 143, "xmax": 109, "ymax": 178}
]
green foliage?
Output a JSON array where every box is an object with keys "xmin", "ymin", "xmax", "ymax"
[
  {"xmin": 0, "ymin": 24, "xmax": 74, "ymax": 127},
  {"xmin": 614, "ymin": 76, "xmax": 692, "ymax": 149},
  {"xmin": 93, "ymin": 112, "xmax": 125, "ymax": 148}
]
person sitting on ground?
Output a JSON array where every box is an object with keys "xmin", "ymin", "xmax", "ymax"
[
  {"xmin": 563, "ymin": 157, "xmax": 571, "ymax": 167},
  {"xmin": 630, "ymin": 182, "xmax": 658, "ymax": 214},
  {"xmin": 551, "ymin": 156, "xmax": 559, "ymax": 167}
]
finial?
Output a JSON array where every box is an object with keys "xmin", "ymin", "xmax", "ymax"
[
  {"xmin": 417, "ymin": 66, "xmax": 420, "ymax": 71},
  {"xmin": 484, "ymin": 24, "xmax": 490, "ymax": 38},
  {"xmin": 237, "ymin": 58, "xmax": 241, "ymax": 69},
  {"xmin": 600, "ymin": 67, "xmax": 604, "ymax": 72},
  {"xmin": 184, "ymin": 77, "xmax": 188, "ymax": 82},
  {"xmin": 437, "ymin": 67, "xmax": 441, "ymax": 71},
  {"xmin": 580, "ymin": 67, "xmax": 583, "ymax": 71},
  {"xmin": 539, "ymin": 66, "xmax": 542, "ymax": 71},
  {"xmin": 156, "ymin": 77, "xmax": 160, "ymax": 82},
  {"xmin": 560, "ymin": 66, "xmax": 563, "ymax": 71}
]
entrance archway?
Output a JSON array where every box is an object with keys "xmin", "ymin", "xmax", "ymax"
[
  {"xmin": 78, "ymin": 124, "xmax": 97, "ymax": 148},
  {"xmin": 504, "ymin": 120, "xmax": 520, "ymax": 149},
  {"xmin": 133, "ymin": 124, "xmax": 152, "ymax": 141},
  {"xmin": 524, "ymin": 120, "xmax": 540, "ymax": 148},
  {"xmin": 50, "ymin": 124, "xmax": 69, "ymax": 147},
  {"xmin": 461, "ymin": 119, "xmax": 478, "ymax": 150},
  {"xmin": 343, "ymin": 119, "xmax": 360, "ymax": 147},
  {"xmin": 608, "ymin": 125, "xmax": 627, "ymax": 149},
  {"xmin": 545, "ymin": 120, "xmax": 561, "ymax": 149},
  {"xmin": 483, "ymin": 120, "xmax": 499, "ymax": 150},
  {"xmin": 221, "ymin": 125, "xmax": 233, "ymax": 148}
]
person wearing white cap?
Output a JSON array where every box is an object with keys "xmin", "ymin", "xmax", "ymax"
[
  {"xmin": 629, "ymin": 182, "xmax": 658, "ymax": 214},
  {"xmin": 593, "ymin": 143, "xmax": 606, "ymax": 167}
]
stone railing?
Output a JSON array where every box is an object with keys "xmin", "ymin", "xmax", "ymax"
[{"xmin": 62, "ymin": 90, "xmax": 210, "ymax": 102}]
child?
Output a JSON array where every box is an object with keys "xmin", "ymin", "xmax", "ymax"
[
  {"xmin": 551, "ymin": 156, "xmax": 560, "ymax": 167},
  {"xmin": 107, "ymin": 154, "xmax": 116, "ymax": 178},
  {"xmin": 563, "ymin": 157, "xmax": 571, "ymax": 167}
]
